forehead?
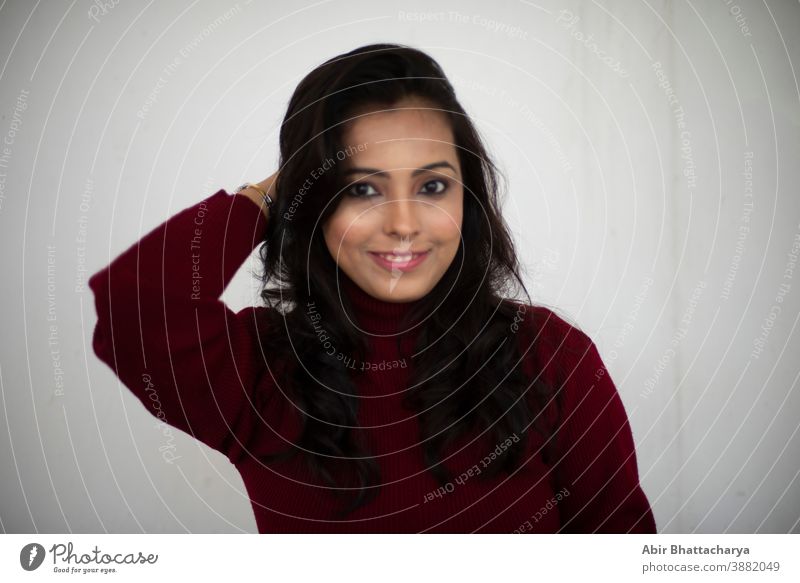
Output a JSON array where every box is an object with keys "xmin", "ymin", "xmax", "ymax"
[{"xmin": 339, "ymin": 101, "xmax": 457, "ymax": 166}]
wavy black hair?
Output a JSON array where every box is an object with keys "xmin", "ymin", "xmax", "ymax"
[{"xmin": 255, "ymin": 43, "xmax": 565, "ymax": 519}]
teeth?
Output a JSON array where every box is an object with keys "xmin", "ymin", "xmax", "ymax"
[{"xmin": 380, "ymin": 254, "xmax": 414, "ymax": 262}]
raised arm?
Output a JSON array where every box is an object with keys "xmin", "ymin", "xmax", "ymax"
[{"xmin": 88, "ymin": 182, "xmax": 280, "ymax": 465}]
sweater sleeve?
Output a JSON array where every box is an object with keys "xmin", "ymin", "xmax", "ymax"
[
  {"xmin": 550, "ymin": 320, "xmax": 657, "ymax": 533},
  {"xmin": 88, "ymin": 189, "xmax": 274, "ymax": 465}
]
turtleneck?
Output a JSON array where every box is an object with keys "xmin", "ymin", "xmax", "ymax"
[
  {"xmin": 339, "ymin": 270, "xmax": 425, "ymax": 337},
  {"xmin": 88, "ymin": 189, "xmax": 658, "ymax": 533}
]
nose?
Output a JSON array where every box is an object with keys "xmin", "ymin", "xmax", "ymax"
[{"xmin": 382, "ymin": 195, "xmax": 421, "ymax": 239}]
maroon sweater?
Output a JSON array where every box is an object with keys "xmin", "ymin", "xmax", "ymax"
[{"xmin": 88, "ymin": 189, "xmax": 657, "ymax": 533}]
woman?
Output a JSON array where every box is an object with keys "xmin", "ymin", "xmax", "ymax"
[{"xmin": 89, "ymin": 43, "xmax": 656, "ymax": 533}]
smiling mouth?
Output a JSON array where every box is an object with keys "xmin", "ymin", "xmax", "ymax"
[{"xmin": 368, "ymin": 250, "xmax": 431, "ymax": 272}]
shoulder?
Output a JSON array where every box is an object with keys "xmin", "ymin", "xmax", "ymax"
[
  {"xmin": 501, "ymin": 299, "xmax": 592, "ymax": 352},
  {"xmin": 228, "ymin": 304, "xmax": 289, "ymax": 357},
  {"xmin": 500, "ymin": 299, "xmax": 600, "ymax": 388},
  {"xmin": 235, "ymin": 304, "xmax": 288, "ymax": 339}
]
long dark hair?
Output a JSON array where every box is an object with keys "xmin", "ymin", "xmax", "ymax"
[{"xmin": 255, "ymin": 43, "xmax": 564, "ymax": 519}]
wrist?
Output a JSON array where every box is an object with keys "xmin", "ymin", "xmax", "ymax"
[{"xmin": 234, "ymin": 183, "xmax": 272, "ymax": 220}]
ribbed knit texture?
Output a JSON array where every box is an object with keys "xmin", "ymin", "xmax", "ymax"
[{"xmin": 89, "ymin": 189, "xmax": 657, "ymax": 533}]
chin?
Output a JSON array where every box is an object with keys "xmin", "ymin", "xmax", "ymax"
[
  {"xmin": 373, "ymin": 287, "xmax": 424, "ymax": 303},
  {"xmin": 367, "ymin": 277, "xmax": 431, "ymax": 303}
]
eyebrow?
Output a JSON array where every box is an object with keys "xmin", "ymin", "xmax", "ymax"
[{"xmin": 342, "ymin": 161, "xmax": 458, "ymax": 179}]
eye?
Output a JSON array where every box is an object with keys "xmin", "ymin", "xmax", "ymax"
[
  {"xmin": 345, "ymin": 179, "xmax": 449, "ymax": 198},
  {"xmin": 420, "ymin": 179, "xmax": 448, "ymax": 195},
  {"xmin": 346, "ymin": 182, "xmax": 379, "ymax": 198}
]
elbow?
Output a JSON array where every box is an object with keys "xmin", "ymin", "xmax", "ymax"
[
  {"xmin": 88, "ymin": 267, "xmax": 115, "ymax": 366},
  {"xmin": 90, "ymin": 320, "xmax": 109, "ymax": 365},
  {"xmin": 88, "ymin": 267, "xmax": 110, "ymax": 319}
]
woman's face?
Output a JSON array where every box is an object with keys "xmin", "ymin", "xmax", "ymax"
[{"xmin": 322, "ymin": 97, "xmax": 464, "ymax": 303}]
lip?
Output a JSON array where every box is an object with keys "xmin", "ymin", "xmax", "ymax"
[{"xmin": 368, "ymin": 250, "xmax": 431, "ymax": 272}]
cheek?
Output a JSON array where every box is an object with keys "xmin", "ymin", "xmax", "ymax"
[
  {"xmin": 425, "ymin": 201, "xmax": 463, "ymax": 244},
  {"xmin": 323, "ymin": 210, "xmax": 373, "ymax": 255}
]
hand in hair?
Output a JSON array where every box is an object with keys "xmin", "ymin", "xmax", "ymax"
[{"xmin": 237, "ymin": 170, "xmax": 279, "ymax": 219}]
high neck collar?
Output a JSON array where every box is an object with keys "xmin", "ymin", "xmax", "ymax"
[{"xmin": 339, "ymin": 271, "xmax": 424, "ymax": 336}]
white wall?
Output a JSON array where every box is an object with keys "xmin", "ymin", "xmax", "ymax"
[{"xmin": 0, "ymin": 0, "xmax": 798, "ymax": 533}]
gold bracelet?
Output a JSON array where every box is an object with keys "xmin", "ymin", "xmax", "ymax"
[{"xmin": 235, "ymin": 182, "xmax": 274, "ymax": 210}]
